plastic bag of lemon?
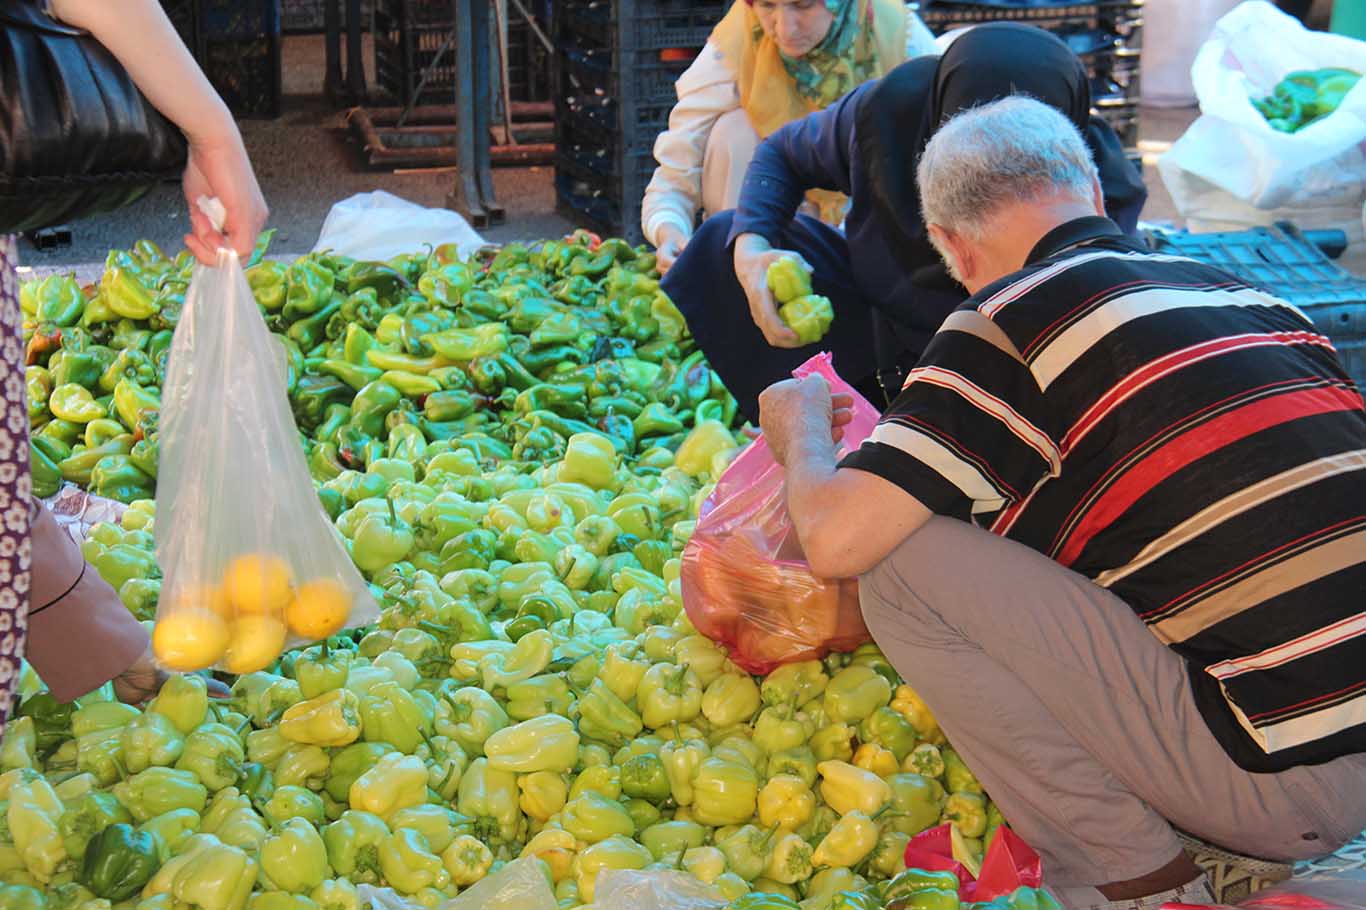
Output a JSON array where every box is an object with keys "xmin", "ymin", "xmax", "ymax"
[{"xmin": 150, "ymin": 210, "xmax": 377, "ymax": 674}]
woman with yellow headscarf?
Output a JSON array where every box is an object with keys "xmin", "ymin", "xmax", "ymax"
[{"xmin": 642, "ymin": 0, "xmax": 935, "ymax": 272}]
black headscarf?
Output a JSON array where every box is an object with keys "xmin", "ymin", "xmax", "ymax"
[{"xmin": 855, "ymin": 22, "xmax": 1146, "ymax": 288}]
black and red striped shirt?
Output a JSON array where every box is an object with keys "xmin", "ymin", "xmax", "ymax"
[{"xmin": 843, "ymin": 216, "xmax": 1366, "ymax": 771}]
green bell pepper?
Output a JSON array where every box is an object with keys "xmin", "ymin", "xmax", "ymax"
[
  {"xmin": 111, "ymin": 767, "xmax": 208, "ymax": 823},
  {"xmin": 77, "ymin": 823, "xmax": 158, "ymax": 901},
  {"xmin": 322, "ymin": 811, "xmax": 389, "ymax": 884},
  {"xmin": 259, "ymin": 818, "xmax": 329, "ymax": 893}
]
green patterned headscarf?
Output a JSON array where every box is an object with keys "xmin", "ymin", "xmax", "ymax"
[{"xmin": 771, "ymin": 0, "xmax": 883, "ymax": 108}]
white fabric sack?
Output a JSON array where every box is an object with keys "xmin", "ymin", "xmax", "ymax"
[
  {"xmin": 1158, "ymin": 1, "xmax": 1366, "ymax": 229},
  {"xmin": 312, "ymin": 190, "xmax": 485, "ymax": 263},
  {"xmin": 1141, "ymin": 0, "xmax": 1245, "ymax": 107}
]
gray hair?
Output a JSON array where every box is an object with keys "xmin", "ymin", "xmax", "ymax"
[{"xmin": 916, "ymin": 96, "xmax": 1099, "ymax": 239}]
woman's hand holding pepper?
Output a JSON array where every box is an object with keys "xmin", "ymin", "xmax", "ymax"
[{"xmin": 733, "ymin": 232, "xmax": 802, "ymax": 348}]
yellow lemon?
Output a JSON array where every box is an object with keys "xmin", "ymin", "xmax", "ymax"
[
  {"xmin": 223, "ymin": 554, "xmax": 294, "ymax": 615},
  {"xmin": 286, "ymin": 579, "xmax": 352, "ymax": 640},
  {"xmin": 164, "ymin": 583, "xmax": 232, "ymax": 621},
  {"xmin": 152, "ymin": 608, "xmax": 230, "ymax": 672},
  {"xmin": 223, "ymin": 614, "xmax": 288, "ymax": 675}
]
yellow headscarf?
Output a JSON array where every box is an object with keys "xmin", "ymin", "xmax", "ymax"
[{"xmin": 710, "ymin": 0, "xmax": 906, "ymax": 223}]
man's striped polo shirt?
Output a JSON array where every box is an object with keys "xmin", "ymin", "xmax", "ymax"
[{"xmin": 842, "ymin": 216, "xmax": 1366, "ymax": 772}]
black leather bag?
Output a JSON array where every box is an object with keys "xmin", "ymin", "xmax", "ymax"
[{"xmin": 0, "ymin": 0, "xmax": 189, "ymax": 234}]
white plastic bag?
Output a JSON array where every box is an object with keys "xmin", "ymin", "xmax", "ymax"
[
  {"xmin": 594, "ymin": 870, "xmax": 727, "ymax": 910},
  {"xmin": 313, "ymin": 190, "xmax": 486, "ymax": 263},
  {"xmin": 1158, "ymin": 1, "xmax": 1366, "ymax": 228},
  {"xmin": 153, "ymin": 200, "xmax": 377, "ymax": 674}
]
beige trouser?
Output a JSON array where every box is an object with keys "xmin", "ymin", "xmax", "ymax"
[
  {"xmin": 859, "ymin": 517, "xmax": 1366, "ymax": 894},
  {"xmin": 701, "ymin": 108, "xmax": 761, "ymax": 217}
]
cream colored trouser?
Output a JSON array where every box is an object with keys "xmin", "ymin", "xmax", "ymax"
[
  {"xmin": 701, "ymin": 108, "xmax": 761, "ymax": 217},
  {"xmin": 859, "ymin": 516, "xmax": 1366, "ymax": 899}
]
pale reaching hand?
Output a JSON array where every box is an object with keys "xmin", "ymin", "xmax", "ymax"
[
  {"xmin": 182, "ymin": 135, "xmax": 269, "ymax": 265},
  {"xmin": 733, "ymin": 233, "xmax": 804, "ymax": 349},
  {"xmin": 654, "ymin": 225, "xmax": 690, "ymax": 275},
  {"xmin": 114, "ymin": 645, "xmax": 231, "ymax": 705}
]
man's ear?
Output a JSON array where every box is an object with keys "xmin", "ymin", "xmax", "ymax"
[
  {"xmin": 1091, "ymin": 173, "xmax": 1105, "ymax": 217},
  {"xmin": 928, "ymin": 223, "xmax": 974, "ymax": 284}
]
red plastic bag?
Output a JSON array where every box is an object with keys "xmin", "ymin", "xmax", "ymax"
[
  {"xmin": 680, "ymin": 353, "xmax": 881, "ymax": 675},
  {"xmin": 904, "ymin": 824, "xmax": 1044, "ymax": 902}
]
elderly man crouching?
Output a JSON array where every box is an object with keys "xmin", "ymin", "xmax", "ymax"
[{"xmin": 757, "ymin": 97, "xmax": 1366, "ymax": 909}]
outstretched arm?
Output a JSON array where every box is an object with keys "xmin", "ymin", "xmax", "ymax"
[{"xmin": 51, "ymin": 0, "xmax": 268, "ymax": 262}]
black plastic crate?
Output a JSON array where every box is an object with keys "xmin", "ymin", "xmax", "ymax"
[
  {"xmin": 918, "ymin": 0, "xmax": 1143, "ymax": 35},
  {"xmin": 559, "ymin": 42, "xmax": 693, "ymax": 108},
  {"xmin": 1145, "ymin": 223, "xmax": 1366, "ymax": 388},
  {"xmin": 507, "ymin": 17, "xmax": 553, "ymax": 102},
  {"xmin": 559, "ymin": 0, "xmax": 725, "ymax": 54},
  {"xmin": 200, "ymin": 34, "xmax": 283, "ymax": 117},
  {"xmin": 197, "ymin": 0, "xmax": 281, "ymax": 39},
  {"xmin": 374, "ymin": 0, "xmax": 458, "ymax": 107},
  {"xmin": 1094, "ymin": 96, "xmax": 1139, "ymax": 147},
  {"xmin": 555, "ymin": 149, "xmax": 655, "ymax": 243},
  {"xmin": 560, "ymin": 96, "xmax": 672, "ymax": 156}
]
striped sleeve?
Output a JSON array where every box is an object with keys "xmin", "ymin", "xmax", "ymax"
[{"xmin": 840, "ymin": 309, "xmax": 1060, "ymax": 520}]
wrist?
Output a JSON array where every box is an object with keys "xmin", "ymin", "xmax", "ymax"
[
  {"xmin": 183, "ymin": 104, "xmax": 241, "ymax": 152},
  {"xmin": 735, "ymin": 232, "xmax": 771, "ymax": 258}
]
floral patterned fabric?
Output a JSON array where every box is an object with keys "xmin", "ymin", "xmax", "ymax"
[{"xmin": 0, "ymin": 235, "xmax": 34, "ymax": 736}]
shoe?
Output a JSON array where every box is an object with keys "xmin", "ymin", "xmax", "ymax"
[{"xmin": 1176, "ymin": 831, "xmax": 1293, "ymax": 903}]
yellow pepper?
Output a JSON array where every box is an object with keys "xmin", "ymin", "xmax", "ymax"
[
  {"xmin": 890, "ymin": 684, "xmax": 944, "ymax": 745},
  {"xmin": 349, "ymin": 753, "xmax": 428, "ymax": 819},
  {"xmin": 817, "ymin": 761, "xmax": 892, "ymax": 816},
  {"xmin": 853, "ymin": 743, "xmax": 899, "ymax": 779},
  {"xmin": 518, "ymin": 770, "xmax": 569, "ymax": 821},
  {"xmin": 520, "ymin": 828, "xmax": 578, "ymax": 883},
  {"xmin": 672, "ymin": 421, "xmax": 735, "ymax": 478},
  {"xmin": 811, "ymin": 810, "xmax": 879, "ymax": 868},
  {"xmin": 279, "ymin": 689, "xmax": 362, "ymax": 747},
  {"xmin": 756, "ymin": 775, "xmax": 815, "ymax": 833}
]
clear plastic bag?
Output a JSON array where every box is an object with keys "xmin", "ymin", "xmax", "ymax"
[
  {"xmin": 1161, "ymin": 871, "xmax": 1366, "ymax": 910},
  {"xmin": 680, "ymin": 352, "xmax": 881, "ymax": 675},
  {"xmin": 153, "ymin": 202, "xmax": 376, "ymax": 673},
  {"xmin": 438, "ymin": 857, "xmax": 557, "ymax": 910},
  {"xmin": 595, "ymin": 869, "xmax": 727, "ymax": 910}
]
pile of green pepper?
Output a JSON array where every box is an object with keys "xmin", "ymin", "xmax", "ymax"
[
  {"xmin": 1251, "ymin": 67, "xmax": 1361, "ymax": 132},
  {"xmin": 3, "ymin": 230, "xmax": 1028, "ymax": 910}
]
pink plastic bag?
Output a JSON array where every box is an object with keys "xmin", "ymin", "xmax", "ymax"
[{"xmin": 680, "ymin": 353, "xmax": 882, "ymax": 675}]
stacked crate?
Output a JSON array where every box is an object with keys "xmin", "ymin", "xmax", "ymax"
[
  {"xmin": 375, "ymin": 0, "xmax": 556, "ymax": 107},
  {"xmin": 161, "ymin": 0, "xmax": 283, "ymax": 117},
  {"xmin": 553, "ymin": 0, "xmax": 728, "ymax": 242},
  {"xmin": 917, "ymin": 0, "xmax": 1144, "ymax": 149}
]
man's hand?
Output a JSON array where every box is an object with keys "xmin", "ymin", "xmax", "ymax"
[
  {"xmin": 734, "ymin": 233, "xmax": 802, "ymax": 348},
  {"xmin": 654, "ymin": 225, "xmax": 689, "ymax": 275},
  {"xmin": 113, "ymin": 646, "xmax": 231, "ymax": 705},
  {"xmin": 758, "ymin": 374, "xmax": 854, "ymax": 465}
]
